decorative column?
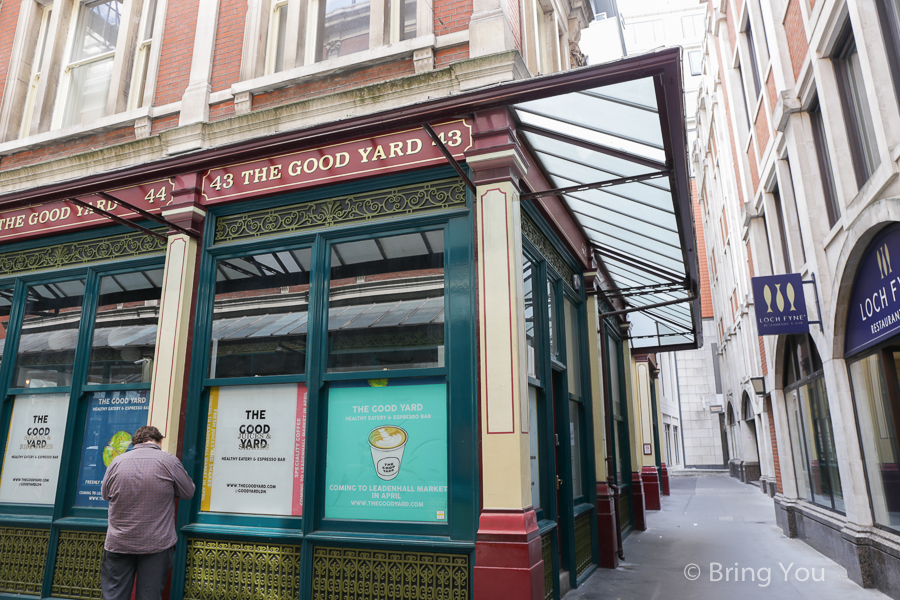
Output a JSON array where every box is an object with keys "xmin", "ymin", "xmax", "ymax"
[
  {"xmin": 634, "ymin": 357, "xmax": 660, "ymax": 511},
  {"xmin": 147, "ymin": 173, "xmax": 206, "ymax": 457},
  {"xmin": 467, "ymin": 108, "xmax": 543, "ymax": 600},
  {"xmin": 621, "ymin": 334, "xmax": 646, "ymax": 531}
]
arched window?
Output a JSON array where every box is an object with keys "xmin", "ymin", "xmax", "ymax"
[
  {"xmin": 742, "ymin": 394, "xmax": 754, "ymax": 421},
  {"xmin": 783, "ymin": 334, "xmax": 844, "ymax": 512}
]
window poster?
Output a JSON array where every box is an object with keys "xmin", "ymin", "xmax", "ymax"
[
  {"xmin": 0, "ymin": 393, "xmax": 69, "ymax": 505},
  {"xmin": 201, "ymin": 383, "xmax": 307, "ymax": 516},
  {"xmin": 324, "ymin": 378, "xmax": 448, "ymax": 522},
  {"xmin": 75, "ymin": 391, "xmax": 150, "ymax": 507}
]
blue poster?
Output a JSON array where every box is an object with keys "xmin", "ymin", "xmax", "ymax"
[
  {"xmin": 751, "ymin": 274, "xmax": 809, "ymax": 335},
  {"xmin": 324, "ymin": 378, "xmax": 447, "ymax": 522},
  {"xmin": 75, "ymin": 391, "xmax": 150, "ymax": 507}
]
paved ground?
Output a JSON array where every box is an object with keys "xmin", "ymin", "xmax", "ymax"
[{"xmin": 568, "ymin": 475, "xmax": 888, "ymax": 600}]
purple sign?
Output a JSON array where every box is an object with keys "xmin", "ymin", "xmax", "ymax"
[
  {"xmin": 845, "ymin": 224, "xmax": 900, "ymax": 356},
  {"xmin": 752, "ymin": 274, "xmax": 809, "ymax": 335}
]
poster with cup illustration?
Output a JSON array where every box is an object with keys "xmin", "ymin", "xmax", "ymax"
[
  {"xmin": 324, "ymin": 378, "xmax": 448, "ymax": 522},
  {"xmin": 75, "ymin": 391, "xmax": 150, "ymax": 507}
]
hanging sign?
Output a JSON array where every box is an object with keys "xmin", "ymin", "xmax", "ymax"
[
  {"xmin": 324, "ymin": 378, "xmax": 447, "ymax": 522},
  {"xmin": 0, "ymin": 393, "xmax": 69, "ymax": 505},
  {"xmin": 0, "ymin": 180, "xmax": 174, "ymax": 243},
  {"xmin": 845, "ymin": 223, "xmax": 900, "ymax": 356},
  {"xmin": 200, "ymin": 120, "xmax": 473, "ymax": 204},
  {"xmin": 200, "ymin": 383, "xmax": 308, "ymax": 516},
  {"xmin": 751, "ymin": 273, "xmax": 809, "ymax": 335},
  {"xmin": 74, "ymin": 391, "xmax": 150, "ymax": 507}
]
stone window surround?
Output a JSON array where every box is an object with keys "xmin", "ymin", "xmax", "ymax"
[
  {"xmin": 0, "ymin": 0, "xmax": 169, "ymax": 144},
  {"xmin": 520, "ymin": 0, "xmax": 572, "ymax": 77}
]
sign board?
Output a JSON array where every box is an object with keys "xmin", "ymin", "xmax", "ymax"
[
  {"xmin": 75, "ymin": 391, "xmax": 150, "ymax": 507},
  {"xmin": 201, "ymin": 120, "xmax": 473, "ymax": 204},
  {"xmin": 0, "ymin": 180, "xmax": 174, "ymax": 243},
  {"xmin": 642, "ymin": 443, "xmax": 652, "ymax": 456},
  {"xmin": 751, "ymin": 274, "xmax": 809, "ymax": 335},
  {"xmin": 0, "ymin": 394, "xmax": 69, "ymax": 505},
  {"xmin": 709, "ymin": 405, "xmax": 724, "ymax": 414},
  {"xmin": 324, "ymin": 378, "xmax": 447, "ymax": 522},
  {"xmin": 201, "ymin": 383, "xmax": 307, "ymax": 516},
  {"xmin": 846, "ymin": 223, "xmax": 900, "ymax": 356}
]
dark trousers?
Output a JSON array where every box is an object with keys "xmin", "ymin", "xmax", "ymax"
[{"xmin": 101, "ymin": 546, "xmax": 174, "ymax": 600}]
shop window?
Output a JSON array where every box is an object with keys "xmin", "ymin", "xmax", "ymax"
[
  {"xmin": 524, "ymin": 255, "xmax": 539, "ymax": 381},
  {"xmin": 326, "ymin": 231, "xmax": 444, "ymax": 372},
  {"xmin": 783, "ymin": 334, "xmax": 844, "ymax": 512},
  {"xmin": 0, "ymin": 263, "xmax": 164, "ymax": 509},
  {"xmin": 564, "ymin": 297, "xmax": 585, "ymax": 500},
  {"xmin": 208, "ymin": 248, "xmax": 312, "ymax": 379},
  {"xmin": 849, "ymin": 352, "xmax": 900, "ymax": 530},
  {"xmin": 833, "ymin": 26, "xmax": 881, "ymax": 188}
]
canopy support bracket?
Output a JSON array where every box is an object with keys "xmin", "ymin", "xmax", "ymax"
[
  {"xmin": 520, "ymin": 170, "xmax": 670, "ymax": 200},
  {"xmin": 98, "ymin": 191, "xmax": 200, "ymax": 240},
  {"xmin": 66, "ymin": 198, "xmax": 168, "ymax": 243},
  {"xmin": 423, "ymin": 123, "xmax": 476, "ymax": 194}
]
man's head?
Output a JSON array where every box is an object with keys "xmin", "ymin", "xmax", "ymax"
[{"xmin": 132, "ymin": 425, "xmax": 164, "ymax": 445}]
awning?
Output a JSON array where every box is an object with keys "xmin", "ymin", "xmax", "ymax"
[{"xmin": 510, "ymin": 52, "xmax": 700, "ymax": 353}]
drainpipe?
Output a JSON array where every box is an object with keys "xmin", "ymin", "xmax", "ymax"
[{"xmin": 595, "ymin": 291, "xmax": 698, "ymax": 561}]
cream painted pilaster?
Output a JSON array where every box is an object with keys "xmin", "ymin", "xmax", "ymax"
[
  {"xmin": 147, "ymin": 233, "xmax": 200, "ymax": 455},
  {"xmin": 586, "ymin": 294, "xmax": 607, "ymax": 480},
  {"xmin": 635, "ymin": 361, "xmax": 655, "ymax": 468},
  {"xmin": 476, "ymin": 181, "xmax": 531, "ymax": 511}
]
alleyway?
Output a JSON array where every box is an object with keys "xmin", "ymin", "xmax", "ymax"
[{"xmin": 569, "ymin": 475, "xmax": 888, "ymax": 600}]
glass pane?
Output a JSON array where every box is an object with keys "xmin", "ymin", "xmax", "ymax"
[
  {"xmin": 547, "ymin": 280, "xmax": 557, "ymax": 359},
  {"xmin": 849, "ymin": 354, "xmax": 900, "ymax": 528},
  {"xmin": 570, "ymin": 400, "xmax": 582, "ymax": 496},
  {"xmin": 143, "ymin": 0, "xmax": 158, "ymax": 40},
  {"xmin": 0, "ymin": 393, "xmax": 69, "ymax": 505},
  {"xmin": 74, "ymin": 390, "xmax": 150, "ymax": 507},
  {"xmin": 70, "ymin": 0, "xmax": 121, "ymax": 62},
  {"xmin": 15, "ymin": 280, "xmax": 86, "ymax": 388},
  {"xmin": 813, "ymin": 378, "xmax": 844, "ymax": 511},
  {"xmin": 608, "ymin": 336, "xmax": 620, "ymax": 419},
  {"xmin": 322, "ymin": 0, "xmax": 370, "ymax": 61},
  {"xmin": 847, "ymin": 44, "xmax": 880, "ymax": 176},
  {"xmin": 87, "ymin": 269, "xmax": 164, "ymax": 384},
  {"xmin": 523, "ymin": 255, "xmax": 538, "ymax": 380},
  {"xmin": 209, "ymin": 249, "xmax": 311, "ymax": 379},
  {"xmin": 63, "ymin": 56, "xmax": 114, "ymax": 127},
  {"xmin": 201, "ymin": 383, "xmax": 308, "ymax": 515},
  {"xmin": 272, "ymin": 4, "xmax": 288, "ymax": 72},
  {"xmin": 326, "ymin": 232, "xmax": 444, "ymax": 373},
  {"xmin": 786, "ymin": 389, "xmax": 811, "ymax": 499},
  {"xmin": 0, "ymin": 287, "xmax": 12, "ymax": 368},
  {"xmin": 398, "ymin": 0, "xmax": 416, "ymax": 40},
  {"xmin": 564, "ymin": 299, "xmax": 581, "ymax": 398},
  {"xmin": 528, "ymin": 386, "xmax": 541, "ymax": 509}
]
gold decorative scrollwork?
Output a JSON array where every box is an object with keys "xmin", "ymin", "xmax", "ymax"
[
  {"xmin": 311, "ymin": 546, "xmax": 470, "ymax": 600},
  {"xmin": 214, "ymin": 178, "xmax": 467, "ymax": 244},
  {"xmin": 0, "ymin": 231, "xmax": 166, "ymax": 278},
  {"xmin": 51, "ymin": 531, "xmax": 105, "ymax": 600},
  {"xmin": 521, "ymin": 213, "xmax": 575, "ymax": 283},
  {"xmin": 574, "ymin": 512, "xmax": 593, "ymax": 578},
  {"xmin": 183, "ymin": 538, "xmax": 302, "ymax": 600},
  {"xmin": 0, "ymin": 527, "xmax": 49, "ymax": 595}
]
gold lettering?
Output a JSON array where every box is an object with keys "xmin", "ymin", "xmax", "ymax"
[
  {"xmin": 39, "ymin": 210, "xmax": 49, "ymax": 223},
  {"xmin": 3, "ymin": 217, "xmax": 14, "ymax": 230},
  {"xmin": 358, "ymin": 147, "xmax": 373, "ymax": 163},
  {"xmin": 49, "ymin": 208, "xmax": 60, "ymax": 222},
  {"xmin": 389, "ymin": 142, "xmax": 403, "ymax": 158},
  {"xmin": 407, "ymin": 139, "xmax": 422, "ymax": 155},
  {"xmin": 336, "ymin": 152, "xmax": 350, "ymax": 167},
  {"xmin": 319, "ymin": 155, "xmax": 334, "ymax": 170},
  {"xmin": 253, "ymin": 168, "xmax": 267, "ymax": 184},
  {"xmin": 303, "ymin": 158, "xmax": 318, "ymax": 173},
  {"xmin": 289, "ymin": 160, "xmax": 302, "ymax": 176},
  {"xmin": 15, "ymin": 215, "xmax": 24, "ymax": 228},
  {"xmin": 372, "ymin": 145, "xmax": 386, "ymax": 161},
  {"xmin": 59, "ymin": 207, "xmax": 70, "ymax": 220},
  {"xmin": 269, "ymin": 164, "xmax": 282, "ymax": 180},
  {"xmin": 96, "ymin": 200, "xmax": 106, "ymax": 211},
  {"xmin": 241, "ymin": 170, "xmax": 253, "ymax": 185},
  {"xmin": 29, "ymin": 212, "xmax": 39, "ymax": 225}
]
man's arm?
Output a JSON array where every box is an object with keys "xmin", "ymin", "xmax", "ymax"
[{"xmin": 168, "ymin": 457, "xmax": 196, "ymax": 500}]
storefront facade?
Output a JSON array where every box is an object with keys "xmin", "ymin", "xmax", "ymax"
[{"xmin": 0, "ymin": 50, "xmax": 699, "ymax": 600}]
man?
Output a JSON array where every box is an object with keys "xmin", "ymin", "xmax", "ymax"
[{"xmin": 101, "ymin": 425, "xmax": 195, "ymax": 600}]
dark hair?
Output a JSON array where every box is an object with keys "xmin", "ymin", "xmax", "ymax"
[{"xmin": 133, "ymin": 425, "xmax": 163, "ymax": 445}]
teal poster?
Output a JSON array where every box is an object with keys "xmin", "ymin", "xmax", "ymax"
[{"xmin": 324, "ymin": 378, "xmax": 447, "ymax": 522}]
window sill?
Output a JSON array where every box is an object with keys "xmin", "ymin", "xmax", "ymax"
[{"xmin": 230, "ymin": 34, "xmax": 439, "ymax": 99}]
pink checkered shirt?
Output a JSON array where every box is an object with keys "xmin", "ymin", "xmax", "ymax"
[{"xmin": 101, "ymin": 442, "xmax": 195, "ymax": 554}]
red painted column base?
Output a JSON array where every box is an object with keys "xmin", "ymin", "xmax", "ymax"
[
  {"xmin": 595, "ymin": 483, "xmax": 619, "ymax": 569},
  {"xmin": 631, "ymin": 472, "xmax": 647, "ymax": 531},
  {"xmin": 641, "ymin": 466, "xmax": 661, "ymax": 511},
  {"xmin": 474, "ymin": 509, "xmax": 544, "ymax": 600},
  {"xmin": 660, "ymin": 463, "xmax": 670, "ymax": 496}
]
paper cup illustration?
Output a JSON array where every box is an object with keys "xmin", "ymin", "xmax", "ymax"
[{"xmin": 368, "ymin": 426, "xmax": 408, "ymax": 480}]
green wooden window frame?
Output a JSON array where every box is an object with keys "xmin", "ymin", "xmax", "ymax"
[{"xmin": 173, "ymin": 166, "xmax": 478, "ymax": 600}]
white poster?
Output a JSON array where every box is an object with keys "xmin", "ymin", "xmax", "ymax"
[
  {"xmin": 201, "ymin": 383, "xmax": 306, "ymax": 516},
  {"xmin": 0, "ymin": 394, "xmax": 69, "ymax": 505}
]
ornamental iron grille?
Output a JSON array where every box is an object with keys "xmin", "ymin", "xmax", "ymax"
[
  {"xmin": 183, "ymin": 538, "xmax": 302, "ymax": 600},
  {"xmin": 51, "ymin": 530, "xmax": 105, "ymax": 600},
  {"xmin": 214, "ymin": 178, "xmax": 467, "ymax": 244},
  {"xmin": 521, "ymin": 213, "xmax": 575, "ymax": 283},
  {"xmin": 311, "ymin": 546, "xmax": 469, "ymax": 600},
  {"xmin": 541, "ymin": 533, "xmax": 553, "ymax": 600},
  {"xmin": 0, "ymin": 231, "xmax": 167, "ymax": 278},
  {"xmin": 574, "ymin": 512, "xmax": 592, "ymax": 578},
  {"xmin": 0, "ymin": 527, "xmax": 49, "ymax": 595}
]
